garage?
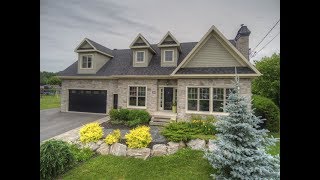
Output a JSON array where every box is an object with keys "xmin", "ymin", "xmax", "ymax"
[{"xmin": 68, "ymin": 89, "xmax": 107, "ymax": 113}]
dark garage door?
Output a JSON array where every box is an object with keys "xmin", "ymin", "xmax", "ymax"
[{"xmin": 69, "ymin": 89, "xmax": 107, "ymax": 113}]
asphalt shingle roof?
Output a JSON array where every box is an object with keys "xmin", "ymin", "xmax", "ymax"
[
  {"xmin": 59, "ymin": 39, "xmax": 255, "ymax": 77},
  {"xmin": 86, "ymin": 38, "xmax": 114, "ymax": 56}
]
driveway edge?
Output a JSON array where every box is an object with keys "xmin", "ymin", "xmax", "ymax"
[{"xmin": 41, "ymin": 116, "xmax": 109, "ymax": 144}]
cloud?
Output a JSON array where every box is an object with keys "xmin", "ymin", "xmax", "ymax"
[{"xmin": 41, "ymin": 0, "xmax": 279, "ymax": 72}]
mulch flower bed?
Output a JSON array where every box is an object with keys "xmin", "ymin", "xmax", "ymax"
[
  {"xmin": 100, "ymin": 121, "xmax": 168, "ymax": 147},
  {"xmin": 100, "ymin": 121, "xmax": 131, "ymax": 130},
  {"xmin": 100, "ymin": 121, "xmax": 150, "ymax": 130}
]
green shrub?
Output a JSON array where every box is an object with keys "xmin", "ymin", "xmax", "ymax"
[
  {"xmin": 126, "ymin": 118, "xmax": 143, "ymax": 127},
  {"xmin": 127, "ymin": 110, "xmax": 150, "ymax": 126},
  {"xmin": 68, "ymin": 144, "xmax": 94, "ymax": 163},
  {"xmin": 191, "ymin": 114, "xmax": 202, "ymax": 121},
  {"xmin": 79, "ymin": 122, "xmax": 104, "ymax": 143},
  {"xmin": 125, "ymin": 126, "xmax": 152, "ymax": 148},
  {"xmin": 109, "ymin": 109, "xmax": 120, "ymax": 122},
  {"xmin": 205, "ymin": 115, "xmax": 216, "ymax": 122},
  {"xmin": 191, "ymin": 120, "xmax": 217, "ymax": 135},
  {"xmin": 162, "ymin": 121, "xmax": 217, "ymax": 142},
  {"xmin": 109, "ymin": 108, "xmax": 150, "ymax": 127},
  {"xmin": 190, "ymin": 114, "xmax": 216, "ymax": 122},
  {"xmin": 118, "ymin": 108, "xmax": 130, "ymax": 121},
  {"xmin": 40, "ymin": 140, "xmax": 75, "ymax": 180},
  {"xmin": 252, "ymin": 95, "xmax": 280, "ymax": 133}
]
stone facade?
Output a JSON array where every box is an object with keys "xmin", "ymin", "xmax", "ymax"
[
  {"xmin": 235, "ymin": 36, "xmax": 249, "ymax": 60},
  {"xmin": 117, "ymin": 79, "xmax": 158, "ymax": 114},
  {"xmin": 176, "ymin": 78, "xmax": 252, "ymax": 120},
  {"xmin": 61, "ymin": 78, "xmax": 252, "ymax": 120}
]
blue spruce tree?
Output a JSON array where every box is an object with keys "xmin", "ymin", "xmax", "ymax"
[{"xmin": 205, "ymin": 76, "xmax": 280, "ymax": 179}]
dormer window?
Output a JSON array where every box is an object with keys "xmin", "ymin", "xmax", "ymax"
[
  {"xmin": 81, "ymin": 55, "xmax": 93, "ymax": 69},
  {"xmin": 164, "ymin": 50, "xmax": 174, "ymax": 62},
  {"xmin": 136, "ymin": 51, "xmax": 145, "ymax": 63}
]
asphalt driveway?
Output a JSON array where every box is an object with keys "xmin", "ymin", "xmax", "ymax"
[{"xmin": 40, "ymin": 108, "xmax": 105, "ymax": 142}]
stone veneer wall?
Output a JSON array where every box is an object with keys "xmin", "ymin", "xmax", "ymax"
[
  {"xmin": 117, "ymin": 79, "xmax": 158, "ymax": 114},
  {"xmin": 176, "ymin": 78, "xmax": 252, "ymax": 120},
  {"xmin": 61, "ymin": 78, "xmax": 252, "ymax": 118},
  {"xmin": 61, "ymin": 79, "xmax": 117, "ymax": 113}
]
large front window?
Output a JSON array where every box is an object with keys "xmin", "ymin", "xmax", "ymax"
[
  {"xmin": 187, "ymin": 87, "xmax": 235, "ymax": 113},
  {"xmin": 187, "ymin": 88, "xmax": 210, "ymax": 112},
  {"xmin": 188, "ymin": 88, "xmax": 198, "ymax": 111},
  {"xmin": 129, "ymin": 86, "xmax": 146, "ymax": 107},
  {"xmin": 81, "ymin": 55, "xmax": 93, "ymax": 68}
]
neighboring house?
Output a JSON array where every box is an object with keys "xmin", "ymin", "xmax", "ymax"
[{"xmin": 58, "ymin": 25, "xmax": 261, "ymax": 123}]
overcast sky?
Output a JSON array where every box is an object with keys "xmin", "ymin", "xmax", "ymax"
[{"xmin": 40, "ymin": 0, "xmax": 280, "ymax": 72}]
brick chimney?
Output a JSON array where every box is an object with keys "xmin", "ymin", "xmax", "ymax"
[{"xmin": 235, "ymin": 24, "xmax": 251, "ymax": 60}]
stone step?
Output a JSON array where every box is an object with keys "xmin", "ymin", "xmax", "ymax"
[
  {"xmin": 152, "ymin": 114, "xmax": 176, "ymax": 119},
  {"xmin": 151, "ymin": 117, "xmax": 171, "ymax": 122}
]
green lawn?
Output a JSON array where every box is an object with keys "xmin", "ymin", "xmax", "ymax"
[
  {"xmin": 40, "ymin": 95, "xmax": 61, "ymax": 110},
  {"xmin": 267, "ymin": 132, "xmax": 280, "ymax": 156},
  {"xmin": 60, "ymin": 132, "xmax": 279, "ymax": 180},
  {"xmin": 61, "ymin": 148, "xmax": 215, "ymax": 180}
]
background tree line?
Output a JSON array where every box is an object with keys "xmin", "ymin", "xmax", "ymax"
[
  {"xmin": 40, "ymin": 71, "xmax": 62, "ymax": 86},
  {"xmin": 252, "ymin": 53, "xmax": 280, "ymax": 133}
]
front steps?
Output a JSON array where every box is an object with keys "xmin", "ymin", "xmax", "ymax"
[{"xmin": 149, "ymin": 112, "xmax": 177, "ymax": 126}]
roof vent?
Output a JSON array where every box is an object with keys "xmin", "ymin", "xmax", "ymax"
[{"xmin": 113, "ymin": 49, "xmax": 117, "ymax": 50}]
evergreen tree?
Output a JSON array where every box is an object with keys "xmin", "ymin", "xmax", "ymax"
[{"xmin": 205, "ymin": 76, "xmax": 280, "ymax": 179}]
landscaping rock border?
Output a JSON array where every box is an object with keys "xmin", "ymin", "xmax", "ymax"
[
  {"xmin": 48, "ymin": 117, "xmax": 217, "ymax": 160},
  {"xmin": 62, "ymin": 138, "xmax": 215, "ymax": 160}
]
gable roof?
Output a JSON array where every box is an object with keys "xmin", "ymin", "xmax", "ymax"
[
  {"xmin": 158, "ymin": 31, "xmax": 180, "ymax": 46},
  {"xmin": 59, "ymin": 25, "xmax": 261, "ymax": 78},
  {"xmin": 158, "ymin": 31, "xmax": 181, "ymax": 52},
  {"xmin": 75, "ymin": 38, "xmax": 114, "ymax": 58},
  {"xmin": 171, "ymin": 25, "xmax": 261, "ymax": 75},
  {"xmin": 129, "ymin": 34, "xmax": 156, "ymax": 54}
]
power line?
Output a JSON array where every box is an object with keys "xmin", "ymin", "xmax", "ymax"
[
  {"xmin": 251, "ymin": 31, "xmax": 280, "ymax": 58},
  {"xmin": 250, "ymin": 19, "xmax": 280, "ymax": 54}
]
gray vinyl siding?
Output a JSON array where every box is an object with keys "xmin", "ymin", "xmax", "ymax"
[
  {"xmin": 136, "ymin": 38, "xmax": 144, "ymax": 44},
  {"xmin": 164, "ymin": 36, "xmax": 174, "ymax": 42},
  {"xmin": 80, "ymin": 41, "xmax": 94, "ymax": 49},
  {"xmin": 160, "ymin": 47, "xmax": 178, "ymax": 67},
  {"xmin": 133, "ymin": 49, "xmax": 152, "ymax": 67},
  {"xmin": 94, "ymin": 52, "xmax": 111, "ymax": 71},
  {"xmin": 183, "ymin": 34, "xmax": 242, "ymax": 68},
  {"xmin": 77, "ymin": 52, "xmax": 110, "ymax": 74}
]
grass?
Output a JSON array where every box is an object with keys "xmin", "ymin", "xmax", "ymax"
[
  {"xmin": 40, "ymin": 95, "xmax": 60, "ymax": 110},
  {"xmin": 61, "ymin": 148, "xmax": 215, "ymax": 180},
  {"xmin": 267, "ymin": 132, "xmax": 280, "ymax": 156}
]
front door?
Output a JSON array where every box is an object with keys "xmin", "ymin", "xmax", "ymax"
[{"xmin": 164, "ymin": 87, "xmax": 173, "ymax": 110}]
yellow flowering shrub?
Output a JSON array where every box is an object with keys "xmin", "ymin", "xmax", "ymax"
[
  {"xmin": 79, "ymin": 122, "xmax": 103, "ymax": 143},
  {"xmin": 125, "ymin": 126, "xmax": 152, "ymax": 148},
  {"xmin": 105, "ymin": 129, "xmax": 121, "ymax": 145}
]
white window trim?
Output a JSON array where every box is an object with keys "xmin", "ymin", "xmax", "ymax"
[
  {"xmin": 80, "ymin": 54, "xmax": 94, "ymax": 69},
  {"xmin": 185, "ymin": 86, "xmax": 234, "ymax": 115},
  {"xmin": 163, "ymin": 50, "xmax": 174, "ymax": 62},
  {"xmin": 127, "ymin": 85, "xmax": 147, "ymax": 109},
  {"xmin": 135, "ymin": 51, "xmax": 146, "ymax": 63}
]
